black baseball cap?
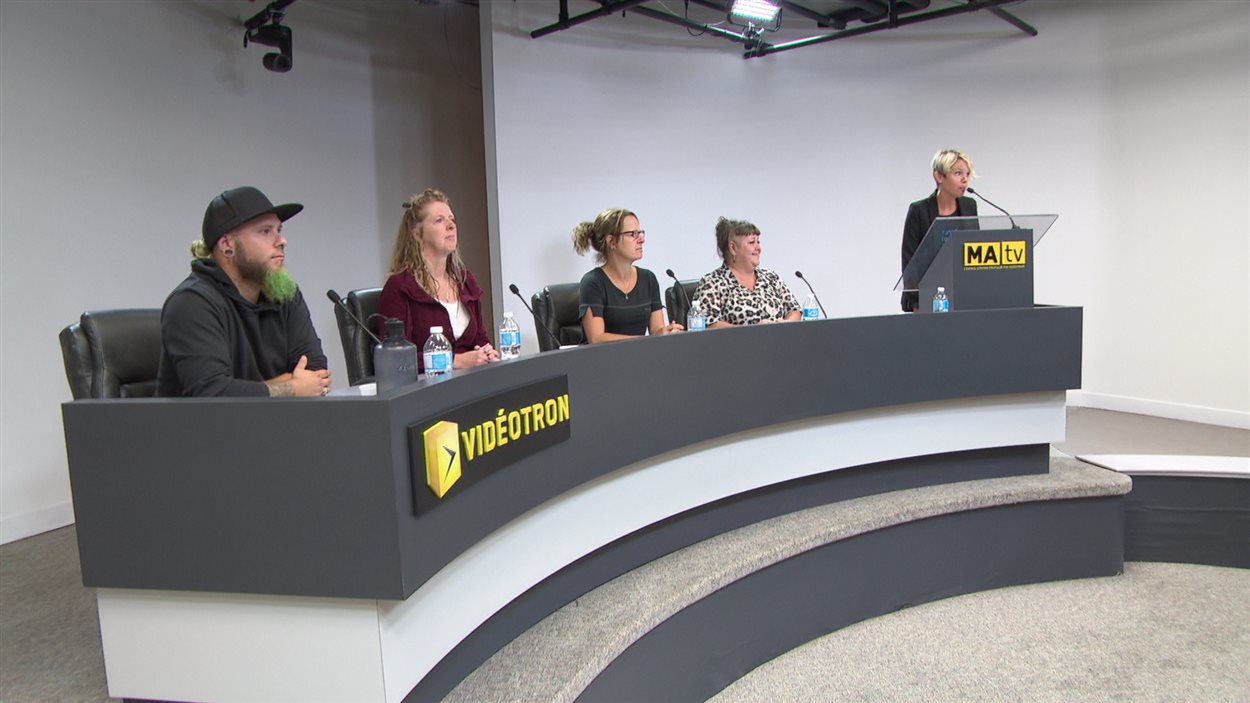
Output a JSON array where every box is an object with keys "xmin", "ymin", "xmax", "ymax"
[{"xmin": 201, "ymin": 186, "xmax": 303, "ymax": 249}]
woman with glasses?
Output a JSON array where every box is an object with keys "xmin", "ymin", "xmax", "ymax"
[
  {"xmin": 378, "ymin": 188, "xmax": 498, "ymax": 371},
  {"xmin": 573, "ymin": 208, "xmax": 682, "ymax": 344},
  {"xmin": 692, "ymin": 217, "xmax": 801, "ymax": 328},
  {"xmin": 899, "ymin": 148, "xmax": 979, "ymax": 312}
]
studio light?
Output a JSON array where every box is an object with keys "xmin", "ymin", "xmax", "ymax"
[
  {"xmin": 728, "ymin": 0, "xmax": 782, "ymax": 31},
  {"xmin": 244, "ymin": 0, "xmax": 298, "ymax": 73}
]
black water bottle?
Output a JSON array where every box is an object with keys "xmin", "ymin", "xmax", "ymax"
[{"xmin": 373, "ymin": 318, "xmax": 417, "ymax": 393}]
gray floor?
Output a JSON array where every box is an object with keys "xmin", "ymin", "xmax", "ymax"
[
  {"xmin": 0, "ymin": 525, "xmax": 109, "ymax": 703},
  {"xmin": 713, "ymin": 561, "xmax": 1250, "ymax": 703},
  {"xmin": 1, "ymin": 407, "xmax": 1247, "ymax": 702}
]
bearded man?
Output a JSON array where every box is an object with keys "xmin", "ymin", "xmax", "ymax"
[{"xmin": 157, "ymin": 186, "xmax": 331, "ymax": 397}]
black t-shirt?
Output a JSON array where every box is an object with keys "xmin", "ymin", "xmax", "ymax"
[{"xmin": 578, "ymin": 266, "xmax": 662, "ymax": 337}]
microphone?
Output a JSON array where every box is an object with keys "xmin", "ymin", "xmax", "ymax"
[
  {"xmin": 326, "ymin": 290, "xmax": 382, "ymax": 346},
  {"xmin": 508, "ymin": 283, "xmax": 564, "ymax": 350},
  {"xmin": 665, "ymin": 268, "xmax": 692, "ymax": 324},
  {"xmin": 793, "ymin": 271, "xmax": 828, "ymax": 318},
  {"xmin": 967, "ymin": 187, "xmax": 1019, "ymax": 229}
]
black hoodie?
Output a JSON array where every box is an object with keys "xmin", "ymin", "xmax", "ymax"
[{"xmin": 156, "ymin": 258, "xmax": 327, "ymax": 397}]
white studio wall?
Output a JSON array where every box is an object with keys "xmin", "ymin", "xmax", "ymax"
[
  {"xmin": 486, "ymin": 1, "xmax": 1249, "ymax": 426},
  {"xmin": 0, "ymin": 0, "xmax": 488, "ymax": 543},
  {"xmin": 1084, "ymin": 3, "xmax": 1249, "ymax": 424}
]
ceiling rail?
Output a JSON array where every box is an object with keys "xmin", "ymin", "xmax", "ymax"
[
  {"xmin": 530, "ymin": 0, "xmax": 653, "ymax": 39},
  {"xmin": 526, "ymin": 0, "xmax": 1036, "ymax": 59},
  {"xmin": 628, "ymin": 5, "xmax": 757, "ymax": 46},
  {"xmin": 751, "ymin": 0, "xmax": 1032, "ymax": 57}
]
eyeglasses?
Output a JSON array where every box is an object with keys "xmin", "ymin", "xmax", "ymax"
[{"xmin": 618, "ymin": 230, "xmax": 646, "ymax": 239}]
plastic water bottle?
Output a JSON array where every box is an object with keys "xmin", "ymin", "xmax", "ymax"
[
  {"xmin": 687, "ymin": 299, "xmax": 706, "ymax": 331},
  {"xmin": 373, "ymin": 318, "xmax": 417, "ymax": 393},
  {"xmin": 802, "ymin": 294, "xmax": 820, "ymax": 320},
  {"xmin": 499, "ymin": 312, "xmax": 521, "ymax": 359},
  {"xmin": 932, "ymin": 287, "xmax": 950, "ymax": 313},
  {"xmin": 423, "ymin": 326, "xmax": 453, "ymax": 376}
]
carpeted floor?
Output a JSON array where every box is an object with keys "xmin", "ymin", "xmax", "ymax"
[
  {"xmin": 6, "ymin": 530, "xmax": 1244, "ymax": 703},
  {"xmin": 713, "ymin": 561, "xmax": 1250, "ymax": 702},
  {"xmin": 0, "ymin": 526, "xmax": 109, "ymax": 703}
]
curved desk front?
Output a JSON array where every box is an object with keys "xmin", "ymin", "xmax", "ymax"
[{"xmin": 63, "ymin": 306, "xmax": 1082, "ymax": 702}]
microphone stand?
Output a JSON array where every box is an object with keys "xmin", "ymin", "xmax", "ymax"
[
  {"xmin": 967, "ymin": 188, "xmax": 1019, "ymax": 229},
  {"xmin": 326, "ymin": 289, "xmax": 382, "ymax": 345},
  {"xmin": 508, "ymin": 284, "xmax": 564, "ymax": 350},
  {"xmin": 665, "ymin": 268, "xmax": 692, "ymax": 324},
  {"xmin": 793, "ymin": 271, "xmax": 828, "ymax": 318}
]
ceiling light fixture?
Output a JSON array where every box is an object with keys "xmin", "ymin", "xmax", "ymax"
[{"xmin": 728, "ymin": 0, "xmax": 782, "ymax": 31}]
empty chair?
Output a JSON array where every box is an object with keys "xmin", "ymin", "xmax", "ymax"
[
  {"xmin": 332, "ymin": 287, "xmax": 382, "ymax": 386},
  {"xmin": 664, "ymin": 279, "xmax": 700, "ymax": 330},
  {"xmin": 59, "ymin": 309, "xmax": 162, "ymax": 399},
  {"xmin": 530, "ymin": 283, "xmax": 585, "ymax": 351}
]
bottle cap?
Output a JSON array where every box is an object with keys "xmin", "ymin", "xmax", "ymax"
[
  {"xmin": 383, "ymin": 318, "xmax": 405, "ymax": 340},
  {"xmin": 503, "ymin": 312, "xmax": 514, "ymax": 318},
  {"xmin": 430, "ymin": 326, "xmax": 443, "ymax": 334}
]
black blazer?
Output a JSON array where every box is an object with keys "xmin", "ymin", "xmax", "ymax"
[{"xmin": 899, "ymin": 191, "xmax": 978, "ymax": 311}]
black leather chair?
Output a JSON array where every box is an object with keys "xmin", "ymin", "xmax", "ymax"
[
  {"xmin": 332, "ymin": 287, "xmax": 382, "ymax": 386},
  {"xmin": 530, "ymin": 283, "xmax": 585, "ymax": 351},
  {"xmin": 59, "ymin": 309, "xmax": 162, "ymax": 399},
  {"xmin": 664, "ymin": 279, "xmax": 700, "ymax": 328}
]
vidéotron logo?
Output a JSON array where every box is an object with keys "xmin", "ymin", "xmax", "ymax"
[
  {"xmin": 422, "ymin": 420, "xmax": 461, "ymax": 498},
  {"xmin": 408, "ymin": 377, "xmax": 572, "ymax": 510}
]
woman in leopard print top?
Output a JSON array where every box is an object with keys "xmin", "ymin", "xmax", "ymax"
[{"xmin": 692, "ymin": 217, "xmax": 801, "ymax": 327}]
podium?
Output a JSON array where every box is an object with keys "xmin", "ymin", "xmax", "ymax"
[{"xmin": 896, "ymin": 214, "xmax": 1057, "ymax": 313}]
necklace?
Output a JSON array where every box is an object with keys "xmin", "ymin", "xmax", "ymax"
[
  {"xmin": 431, "ymin": 276, "xmax": 458, "ymax": 304},
  {"xmin": 604, "ymin": 266, "xmax": 636, "ymax": 299}
]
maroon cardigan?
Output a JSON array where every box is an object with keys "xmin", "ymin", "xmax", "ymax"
[{"xmin": 377, "ymin": 268, "xmax": 490, "ymax": 372}]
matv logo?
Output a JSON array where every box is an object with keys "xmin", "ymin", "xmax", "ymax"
[{"xmin": 963, "ymin": 240, "xmax": 1027, "ymax": 268}]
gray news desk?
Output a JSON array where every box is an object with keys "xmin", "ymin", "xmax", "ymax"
[{"xmin": 64, "ymin": 306, "xmax": 1083, "ymax": 702}]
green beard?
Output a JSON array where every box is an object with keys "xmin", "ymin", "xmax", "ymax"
[{"xmin": 262, "ymin": 268, "xmax": 299, "ymax": 304}]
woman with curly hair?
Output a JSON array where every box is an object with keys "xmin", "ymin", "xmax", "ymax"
[{"xmin": 378, "ymin": 188, "xmax": 498, "ymax": 371}]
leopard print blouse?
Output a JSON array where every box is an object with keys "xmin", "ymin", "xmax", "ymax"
[{"xmin": 692, "ymin": 265, "xmax": 800, "ymax": 326}]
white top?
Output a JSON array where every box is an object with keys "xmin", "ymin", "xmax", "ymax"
[
  {"xmin": 440, "ymin": 301, "xmax": 471, "ymax": 339},
  {"xmin": 1078, "ymin": 454, "xmax": 1250, "ymax": 479}
]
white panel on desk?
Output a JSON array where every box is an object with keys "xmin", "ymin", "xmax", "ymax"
[
  {"xmin": 97, "ymin": 588, "xmax": 386, "ymax": 703},
  {"xmin": 1078, "ymin": 454, "xmax": 1250, "ymax": 479}
]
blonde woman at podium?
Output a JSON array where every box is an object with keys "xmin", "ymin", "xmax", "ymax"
[
  {"xmin": 573, "ymin": 208, "xmax": 682, "ymax": 344},
  {"xmin": 900, "ymin": 148, "xmax": 979, "ymax": 312},
  {"xmin": 691, "ymin": 217, "xmax": 801, "ymax": 328}
]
